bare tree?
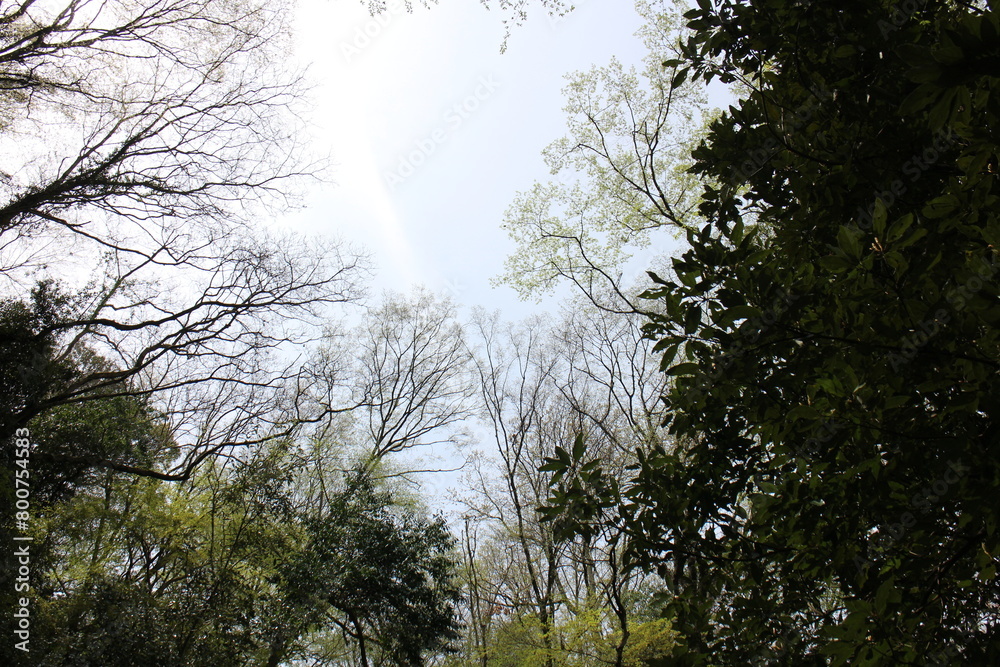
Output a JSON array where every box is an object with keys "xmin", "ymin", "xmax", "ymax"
[
  {"xmin": 554, "ymin": 293, "xmax": 670, "ymax": 457},
  {"xmin": 0, "ymin": 0, "xmax": 368, "ymax": 481},
  {"xmin": 0, "ymin": 0, "xmax": 306, "ymax": 244},
  {"xmin": 455, "ymin": 303, "xmax": 674, "ymax": 666},
  {"xmin": 303, "ymin": 288, "xmax": 473, "ymax": 470},
  {"xmin": 463, "ymin": 310, "xmax": 574, "ymax": 666},
  {"xmin": 550, "ymin": 299, "xmax": 671, "ymax": 666},
  {"xmin": 355, "ymin": 289, "xmax": 472, "ymax": 461}
]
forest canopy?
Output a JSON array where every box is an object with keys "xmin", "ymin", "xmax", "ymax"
[
  {"xmin": 2, "ymin": 0, "xmax": 999, "ymax": 666},
  {"xmin": 537, "ymin": 0, "xmax": 1000, "ymax": 664}
]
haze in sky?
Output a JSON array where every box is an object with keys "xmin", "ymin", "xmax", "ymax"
[{"xmin": 286, "ymin": 0, "xmax": 650, "ymax": 318}]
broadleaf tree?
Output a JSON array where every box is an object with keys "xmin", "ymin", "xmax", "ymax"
[
  {"xmin": 543, "ymin": 0, "xmax": 1000, "ymax": 664},
  {"xmin": 498, "ymin": 0, "xmax": 711, "ymax": 314}
]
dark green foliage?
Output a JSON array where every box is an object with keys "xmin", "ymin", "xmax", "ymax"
[
  {"xmin": 0, "ymin": 283, "xmax": 461, "ymax": 666},
  {"xmin": 28, "ymin": 396, "xmax": 177, "ymax": 506},
  {"xmin": 278, "ymin": 474, "xmax": 462, "ymax": 666},
  {"xmin": 0, "ymin": 281, "xmax": 76, "ymax": 441},
  {"xmin": 1, "ymin": 281, "xmax": 180, "ymax": 504},
  {"xmin": 544, "ymin": 1, "xmax": 1000, "ymax": 664},
  {"xmin": 32, "ymin": 575, "xmax": 255, "ymax": 667}
]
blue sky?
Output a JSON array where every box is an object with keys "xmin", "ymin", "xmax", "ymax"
[{"xmin": 285, "ymin": 0, "xmax": 650, "ymax": 317}]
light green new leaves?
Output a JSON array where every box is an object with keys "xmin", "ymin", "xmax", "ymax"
[{"xmin": 496, "ymin": 0, "xmax": 717, "ymax": 303}]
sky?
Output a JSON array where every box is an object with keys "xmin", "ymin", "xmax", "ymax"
[
  {"xmin": 282, "ymin": 0, "xmax": 708, "ymax": 504},
  {"xmin": 285, "ymin": 0, "xmax": 652, "ymax": 319}
]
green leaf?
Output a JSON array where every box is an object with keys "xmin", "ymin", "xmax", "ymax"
[
  {"xmin": 714, "ymin": 304, "xmax": 762, "ymax": 328},
  {"xmin": 837, "ymin": 225, "xmax": 862, "ymax": 260},
  {"xmin": 899, "ymin": 85, "xmax": 936, "ymax": 115},
  {"xmin": 873, "ymin": 198, "xmax": 888, "ymax": 236},
  {"xmin": 539, "ymin": 457, "xmax": 566, "ymax": 473},
  {"xmin": 671, "ymin": 67, "xmax": 689, "ymax": 88},
  {"xmin": 819, "ymin": 255, "xmax": 853, "ymax": 272},
  {"xmin": 897, "ymin": 227, "xmax": 928, "ymax": 248},
  {"xmin": 666, "ymin": 362, "xmax": 700, "ymax": 376},
  {"xmin": 886, "ymin": 213, "xmax": 914, "ymax": 243},
  {"xmin": 786, "ymin": 404, "xmax": 820, "ymax": 421},
  {"xmin": 875, "ymin": 578, "xmax": 900, "ymax": 614},
  {"xmin": 921, "ymin": 194, "xmax": 960, "ymax": 219}
]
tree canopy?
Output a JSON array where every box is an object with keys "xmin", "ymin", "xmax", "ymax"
[
  {"xmin": 543, "ymin": 0, "xmax": 1000, "ymax": 664},
  {"xmin": 7, "ymin": 0, "xmax": 1000, "ymax": 665}
]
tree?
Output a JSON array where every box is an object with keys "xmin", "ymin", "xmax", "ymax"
[
  {"xmin": 277, "ymin": 472, "xmax": 462, "ymax": 667},
  {"xmin": 2, "ymin": 287, "xmax": 473, "ymax": 665},
  {"xmin": 464, "ymin": 311, "xmax": 573, "ymax": 666},
  {"xmin": 23, "ymin": 433, "xmax": 301, "ymax": 667},
  {"xmin": 303, "ymin": 288, "xmax": 473, "ymax": 472},
  {"xmin": 0, "ymin": 0, "xmax": 367, "ymax": 473},
  {"xmin": 353, "ymin": 289, "xmax": 473, "ymax": 461},
  {"xmin": 0, "ymin": 281, "xmax": 78, "ymax": 446},
  {"xmin": 18, "ymin": 424, "xmax": 461, "ymax": 667},
  {"xmin": 546, "ymin": 0, "xmax": 1000, "ymax": 664},
  {"xmin": 498, "ymin": 0, "xmax": 710, "ymax": 314},
  {"xmin": 454, "ymin": 306, "xmax": 678, "ymax": 666}
]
